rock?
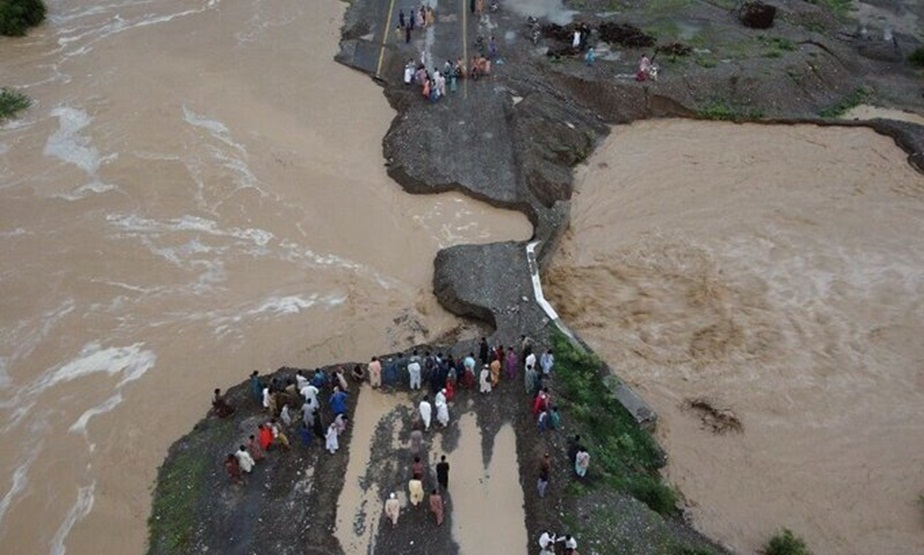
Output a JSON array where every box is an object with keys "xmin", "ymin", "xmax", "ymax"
[{"xmin": 738, "ymin": 0, "xmax": 776, "ymax": 29}]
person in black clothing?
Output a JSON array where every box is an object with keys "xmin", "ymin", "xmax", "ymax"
[
  {"xmin": 478, "ymin": 337, "xmax": 489, "ymax": 365},
  {"xmin": 436, "ymin": 455, "xmax": 450, "ymax": 490}
]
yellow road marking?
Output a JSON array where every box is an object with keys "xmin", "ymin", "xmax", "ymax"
[{"xmin": 375, "ymin": 0, "xmax": 398, "ymax": 78}]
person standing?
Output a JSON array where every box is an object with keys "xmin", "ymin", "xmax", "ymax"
[
  {"xmin": 236, "ymin": 445, "xmax": 255, "ymax": 473},
  {"xmin": 525, "ymin": 364, "xmax": 538, "ymax": 396},
  {"xmin": 247, "ymin": 434, "xmax": 265, "ymax": 462},
  {"xmin": 505, "ymin": 346, "xmax": 517, "ymax": 381},
  {"xmin": 436, "ymin": 455, "xmax": 450, "ymax": 490},
  {"xmin": 398, "ymin": 8, "xmax": 405, "ymax": 29},
  {"xmin": 525, "ymin": 350, "xmax": 537, "ymax": 376},
  {"xmin": 549, "ymin": 406, "xmax": 562, "ymax": 431},
  {"xmin": 410, "ymin": 423, "xmax": 424, "ymax": 457},
  {"xmin": 429, "ymin": 489, "xmax": 444, "ymax": 526},
  {"xmin": 575, "ymin": 448, "xmax": 590, "ymax": 478},
  {"xmin": 368, "ymin": 356, "xmax": 382, "ymax": 389},
  {"xmin": 408, "ymin": 351, "xmax": 422, "ymax": 390},
  {"xmin": 249, "ymin": 370, "xmax": 262, "ymax": 402},
  {"xmin": 435, "ymin": 389, "xmax": 450, "ymax": 427},
  {"xmin": 329, "ymin": 386, "xmax": 348, "ymax": 416},
  {"xmin": 479, "ymin": 365, "xmax": 492, "ymax": 394},
  {"xmin": 408, "ymin": 477, "xmax": 425, "ymax": 507},
  {"xmin": 540, "ymin": 349, "xmax": 554, "ymax": 376},
  {"xmin": 478, "ymin": 337, "xmax": 490, "ymax": 365},
  {"xmin": 225, "ymin": 453, "xmax": 244, "ymax": 485},
  {"xmin": 419, "ymin": 396, "xmax": 433, "ymax": 431},
  {"xmin": 259, "ymin": 423, "xmax": 273, "ymax": 451},
  {"xmin": 325, "ymin": 421, "xmax": 340, "ymax": 454},
  {"xmin": 384, "ymin": 492, "xmax": 401, "ymax": 527},
  {"xmin": 412, "ymin": 456, "xmax": 425, "ymax": 480},
  {"xmin": 537, "ymin": 452, "xmax": 551, "ymax": 498},
  {"xmin": 334, "ymin": 413, "xmax": 349, "ymax": 436},
  {"xmin": 270, "ymin": 419, "xmax": 290, "ymax": 450},
  {"xmin": 489, "ymin": 355, "xmax": 501, "ymax": 387}
]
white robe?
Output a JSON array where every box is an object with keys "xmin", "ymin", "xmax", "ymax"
[
  {"xmin": 236, "ymin": 449, "xmax": 255, "ymax": 473},
  {"xmin": 479, "ymin": 368, "xmax": 492, "ymax": 393},
  {"xmin": 419, "ymin": 401, "xmax": 432, "ymax": 430},
  {"xmin": 280, "ymin": 405, "xmax": 292, "ymax": 427},
  {"xmin": 300, "ymin": 384, "xmax": 319, "ymax": 407},
  {"xmin": 436, "ymin": 399, "xmax": 449, "ymax": 426},
  {"xmin": 326, "ymin": 424, "xmax": 339, "ymax": 453}
]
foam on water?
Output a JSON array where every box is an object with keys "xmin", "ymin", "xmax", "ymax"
[
  {"xmin": 182, "ymin": 106, "xmax": 246, "ymax": 154},
  {"xmin": 44, "ymin": 107, "xmax": 101, "ymax": 174},
  {"xmin": 0, "ymin": 358, "xmax": 9, "ymax": 390},
  {"xmin": 49, "ymin": 481, "xmax": 96, "ymax": 555},
  {"xmin": 0, "ymin": 446, "xmax": 40, "ymax": 531},
  {"xmin": 36, "ymin": 342, "xmax": 156, "ymax": 393},
  {"xmin": 69, "ymin": 393, "xmax": 123, "ymax": 434},
  {"xmin": 251, "ymin": 294, "xmax": 347, "ymax": 315}
]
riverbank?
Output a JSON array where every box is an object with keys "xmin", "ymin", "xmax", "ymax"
[{"xmin": 148, "ymin": 0, "xmax": 924, "ymax": 553}]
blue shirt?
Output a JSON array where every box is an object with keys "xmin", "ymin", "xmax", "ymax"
[{"xmin": 330, "ymin": 390, "xmax": 348, "ymax": 415}]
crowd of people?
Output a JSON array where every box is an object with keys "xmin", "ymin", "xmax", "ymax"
[{"xmin": 212, "ymin": 333, "xmax": 590, "ymax": 551}]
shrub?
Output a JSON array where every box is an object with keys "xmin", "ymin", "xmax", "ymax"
[
  {"xmin": 0, "ymin": 0, "xmax": 47, "ymax": 36},
  {"xmin": 909, "ymin": 47, "xmax": 924, "ymax": 68},
  {"xmin": 765, "ymin": 528, "xmax": 812, "ymax": 555},
  {"xmin": 0, "ymin": 87, "xmax": 31, "ymax": 120}
]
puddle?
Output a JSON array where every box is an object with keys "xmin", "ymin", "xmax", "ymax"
[{"xmin": 448, "ymin": 414, "xmax": 527, "ymax": 553}]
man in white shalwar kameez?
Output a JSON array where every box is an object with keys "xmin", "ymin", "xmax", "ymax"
[
  {"xmin": 236, "ymin": 445, "xmax": 255, "ymax": 473},
  {"xmin": 325, "ymin": 422, "xmax": 339, "ymax": 454},
  {"xmin": 479, "ymin": 365, "xmax": 492, "ymax": 394},
  {"xmin": 419, "ymin": 396, "xmax": 433, "ymax": 431},
  {"xmin": 435, "ymin": 389, "xmax": 449, "ymax": 427}
]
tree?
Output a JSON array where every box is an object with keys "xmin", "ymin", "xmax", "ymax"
[{"xmin": 0, "ymin": 0, "xmax": 47, "ymax": 37}]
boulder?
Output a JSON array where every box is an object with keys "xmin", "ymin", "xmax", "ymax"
[{"xmin": 738, "ymin": 1, "xmax": 776, "ymax": 29}]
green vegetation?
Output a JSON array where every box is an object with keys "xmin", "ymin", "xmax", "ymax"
[
  {"xmin": 818, "ymin": 86, "xmax": 872, "ymax": 118},
  {"xmin": 148, "ymin": 445, "xmax": 210, "ymax": 552},
  {"xmin": 810, "ymin": 0, "xmax": 852, "ymax": 18},
  {"xmin": 909, "ymin": 47, "xmax": 924, "ymax": 68},
  {"xmin": 553, "ymin": 331, "xmax": 678, "ymax": 516},
  {"xmin": 0, "ymin": 87, "xmax": 31, "ymax": 120},
  {"xmin": 697, "ymin": 101, "xmax": 764, "ymax": 122},
  {"xmin": 765, "ymin": 528, "xmax": 812, "ymax": 555},
  {"xmin": 148, "ymin": 418, "xmax": 237, "ymax": 553},
  {"xmin": 0, "ymin": 0, "xmax": 47, "ymax": 36}
]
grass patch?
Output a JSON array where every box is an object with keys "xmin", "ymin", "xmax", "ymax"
[
  {"xmin": 553, "ymin": 331, "xmax": 678, "ymax": 516},
  {"xmin": 909, "ymin": 47, "xmax": 924, "ymax": 68},
  {"xmin": 818, "ymin": 86, "xmax": 872, "ymax": 118},
  {"xmin": 148, "ymin": 419, "xmax": 235, "ymax": 553},
  {"xmin": 0, "ymin": 0, "xmax": 46, "ymax": 36},
  {"xmin": 0, "ymin": 87, "xmax": 31, "ymax": 120},
  {"xmin": 811, "ymin": 0, "xmax": 852, "ymax": 18},
  {"xmin": 765, "ymin": 528, "xmax": 812, "ymax": 555},
  {"xmin": 697, "ymin": 101, "xmax": 764, "ymax": 122},
  {"xmin": 147, "ymin": 445, "xmax": 211, "ymax": 552}
]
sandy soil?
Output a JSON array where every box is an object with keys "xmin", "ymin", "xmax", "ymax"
[{"xmin": 546, "ymin": 119, "xmax": 924, "ymax": 555}]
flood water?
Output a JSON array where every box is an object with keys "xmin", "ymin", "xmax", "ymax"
[
  {"xmin": 0, "ymin": 1, "xmax": 531, "ymax": 553},
  {"xmin": 546, "ymin": 119, "xmax": 924, "ymax": 554}
]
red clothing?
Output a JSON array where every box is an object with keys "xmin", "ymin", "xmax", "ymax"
[
  {"xmin": 259, "ymin": 426, "xmax": 273, "ymax": 450},
  {"xmin": 532, "ymin": 393, "xmax": 549, "ymax": 416},
  {"xmin": 444, "ymin": 379, "xmax": 455, "ymax": 402}
]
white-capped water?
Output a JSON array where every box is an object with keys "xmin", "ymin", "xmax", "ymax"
[{"xmin": 0, "ymin": 1, "xmax": 532, "ymax": 552}]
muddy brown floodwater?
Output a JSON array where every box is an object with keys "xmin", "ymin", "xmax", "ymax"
[
  {"xmin": 546, "ymin": 119, "xmax": 924, "ymax": 555},
  {"xmin": 0, "ymin": 0, "xmax": 531, "ymax": 553}
]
